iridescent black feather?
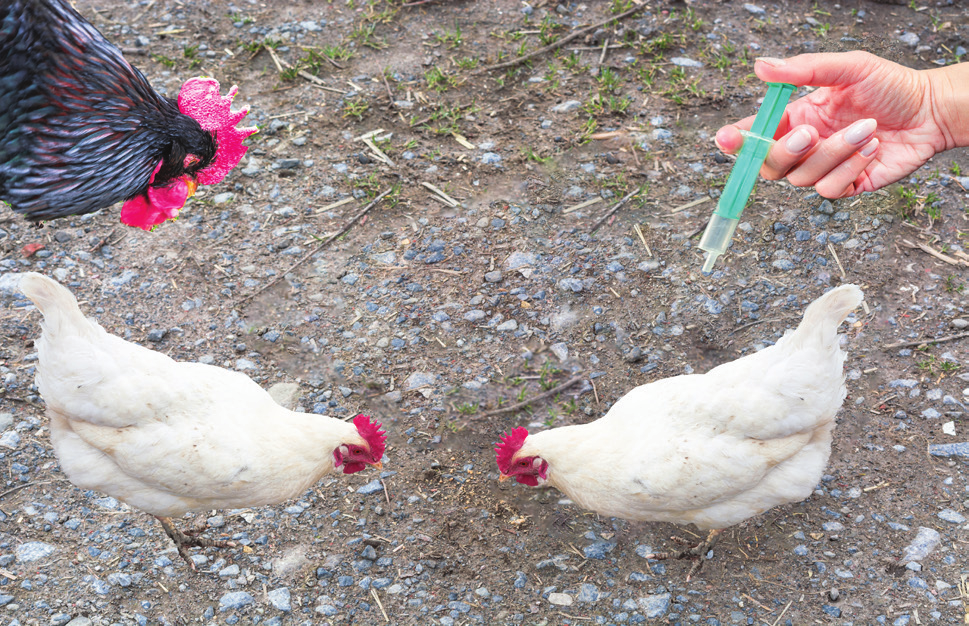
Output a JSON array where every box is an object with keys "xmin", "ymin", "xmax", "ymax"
[{"xmin": 0, "ymin": 0, "xmax": 216, "ymax": 221}]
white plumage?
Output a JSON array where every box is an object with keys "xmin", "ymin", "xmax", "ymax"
[
  {"xmin": 497, "ymin": 284, "xmax": 863, "ymax": 573},
  {"xmin": 21, "ymin": 272, "xmax": 385, "ymax": 565}
]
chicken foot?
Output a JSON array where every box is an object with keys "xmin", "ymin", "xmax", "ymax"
[
  {"xmin": 646, "ymin": 528, "xmax": 723, "ymax": 581},
  {"xmin": 156, "ymin": 516, "xmax": 237, "ymax": 569}
]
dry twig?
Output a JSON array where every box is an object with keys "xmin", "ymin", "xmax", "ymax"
[
  {"xmin": 240, "ymin": 188, "xmax": 395, "ymax": 303},
  {"xmin": 882, "ymin": 331, "xmax": 969, "ymax": 350},
  {"xmin": 480, "ymin": 376, "xmax": 584, "ymax": 417},
  {"xmin": 589, "ymin": 187, "xmax": 644, "ymax": 232},
  {"xmin": 474, "ymin": 3, "xmax": 647, "ymax": 74}
]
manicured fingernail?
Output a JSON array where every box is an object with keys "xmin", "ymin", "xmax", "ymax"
[
  {"xmin": 859, "ymin": 137, "xmax": 879, "ymax": 157},
  {"xmin": 785, "ymin": 128, "xmax": 812, "ymax": 153},
  {"xmin": 845, "ymin": 118, "xmax": 877, "ymax": 145},
  {"xmin": 755, "ymin": 57, "xmax": 786, "ymax": 67}
]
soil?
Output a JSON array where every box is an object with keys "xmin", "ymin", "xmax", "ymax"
[{"xmin": 1, "ymin": 0, "xmax": 969, "ymax": 625}]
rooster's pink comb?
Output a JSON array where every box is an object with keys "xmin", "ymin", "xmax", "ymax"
[
  {"xmin": 178, "ymin": 77, "xmax": 258, "ymax": 186},
  {"xmin": 353, "ymin": 414, "xmax": 387, "ymax": 462},
  {"xmin": 494, "ymin": 427, "xmax": 529, "ymax": 474}
]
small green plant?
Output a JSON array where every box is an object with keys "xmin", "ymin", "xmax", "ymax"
[
  {"xmin": 151, "ymin": 54, "xmax": 176, "ymax": 69},
  {"xmin": 425, "ymin": 66, "xmax": 458, "ymax": 92},
  {"xmin": 352, "ymin": 22, "xmax": 387, "ymax": 49},
  {"xmin": 322, "ymin": 44, "xmax": 354, "ymax": 61},
  {"xmin": 561, "ymin": 398, "xmax": 577, "ymax": 415},
  {"xmin": 951, "ymin": 162, "xmax": 962, "ymax": 176},
  {"xmin": 561, "ymin": 51, "xmax": 581, "ymax": 71},
  {"xmin": 457, "ymin": 402, "xmax": 479, "ymax": 415},
  {"xmin": 522, "ymin": 147, "xmax": 552, "ymax": 164},
  {"xmin": 543, "ymin": 408, "xmax": 558, "ymax": 428},
  {"xmin": 944, "ymin": 275, "xmax": 965, "ymax": 293},
  {"xmin": 596, "ymin": 67, "xmax": 622, "ymax": 93},
  {"xmin": 607, "ymin": 95, "xmax": 632, "ymax": 114},
  {"xmin": 435, "ymin": 24, "xmax": 463, "ymax": 49},
  {"xmin": 539, "ymin": 361, "xmax": 561, "ymax": 390},
  {"xmin": 917, "ymin": 354, "xmax": 961, "ymax": 376},
  {"xmin": 342, "ymin": 98, "xmax": 370, "ymax": 120},
  {"xmin": 455, "ymin": 56, "xmax": 479, "ymax": 70},
  {"xmin": 811, "ymin": 21, "xmax": 832, "ymax": 38}
]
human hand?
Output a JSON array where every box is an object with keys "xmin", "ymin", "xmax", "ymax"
[{"xmin": 715, "ymin": 51, "xmax": 951, "ymax": 198}]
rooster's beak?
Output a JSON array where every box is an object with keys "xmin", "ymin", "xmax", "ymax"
[
  {"xmin": 373, "ymin": 461, "xmax": 383, "ymax": 470},
  {"xmin": 499, "ymin": 474, "xmax": 510, "ymax": 482},
  {"xmin": 185, "ymin": 177, "xmax": 199, "ymax": 199}
]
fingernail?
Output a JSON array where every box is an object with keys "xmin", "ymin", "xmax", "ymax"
[
  {"xmin": 785, "ymin": 128, "xmax": 812, "ymax": 153},
  {"xmin": 844, "ymin": 118, "xmax": 877, "ymax": 145},
  {"xmin": 859, "ymin": 137, "xmax": 879, "ymax": 157},
  {"xmin": 755, "ymin": 57, "xmax": 786, "ymax": 67}
]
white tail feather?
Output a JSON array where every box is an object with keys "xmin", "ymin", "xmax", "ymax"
[
  {"xmin": 789, "ymin": 284, "xmax": 864, "ymax": 349},
  {"xmin": 19, "ymin": 272, "xmax": 90, "ymax": 337}
]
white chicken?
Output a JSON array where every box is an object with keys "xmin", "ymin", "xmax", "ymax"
[
  {"xmin": 21, "ymin": 272, "xmax": 387, "ymax": 567},
  {"xmin": 496, "ymin": 284, "xmax": 863, "ymax": 578}
]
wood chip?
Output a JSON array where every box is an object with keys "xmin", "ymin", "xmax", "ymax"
[{"xmin": 563, "ymin": 197, "xmax": 602, "ymax": 214}]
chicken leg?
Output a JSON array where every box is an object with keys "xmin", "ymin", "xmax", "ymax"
[
  {"xmin": 156, "ymin": 516, "xmax": 237, "ymax": 569},
  {"xmin": 646, "ymin": 528, "xmax": 723, "ymax": 581}
]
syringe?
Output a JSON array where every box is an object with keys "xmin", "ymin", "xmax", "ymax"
[{"xmin": 699, "ymin": 82, "xmax": 796, "ymax": 272}]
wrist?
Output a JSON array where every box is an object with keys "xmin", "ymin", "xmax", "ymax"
[{"xmin": 924, "ymin": 62, "xmax": 969, "ymax": 150}]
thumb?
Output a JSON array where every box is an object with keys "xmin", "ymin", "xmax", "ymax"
[{"xmin": 754, "ymin": 51, "xmax": 882, "ymax": 88}]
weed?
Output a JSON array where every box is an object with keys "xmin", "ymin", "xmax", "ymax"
[
  {"xmin": 455, "ymin": 56, "xmax": 479, "ymax": 70},
  {"xmin": 457, "ymin": 402, "xmax": 479, "ymax": 415},
  {"xmin": 342, "ymin": 98, "xmax": 370, "ymax": 120},
  {"xmin": 522, "ymin": 147, "xmax": 552, "ymax": 164},
  {"xmin": 944, "ymin": 275, "xmax": 965, "ymax": 293},
  {"xmin": 435, "ymin": 25, "xmax": 464, "ymax": 49},
  {"xmin": 539, "ymin": 361, "xmax": 562, "ymax": 390},
  {"xmin": 951, "ymin": 162, "xmax": 962, "ymax": 176},
  {"xmin": 151, "ymin": 54, "xmax": 176, "ymax": 69}
]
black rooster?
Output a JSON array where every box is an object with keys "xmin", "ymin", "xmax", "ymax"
[{"xmin": 0, "ymin": 0, "xmax": 255, "ymax": 230}]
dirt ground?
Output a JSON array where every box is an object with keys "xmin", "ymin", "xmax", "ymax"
[{"xmin": 2, "ymin": 0, "xmax": 969, "ymax": 624}]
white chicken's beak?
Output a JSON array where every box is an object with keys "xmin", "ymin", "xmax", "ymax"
[
  {"xmin": 499, "ymin": 474, "xmax": 511, "ymax": 482},
  {"xmin": 372, "ymin": 461, "xmax": 383, "ymax": 470}
]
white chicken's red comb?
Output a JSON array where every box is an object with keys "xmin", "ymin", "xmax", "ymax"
[
  {"xmin": 495, "ymin": 427, "xmax": 529, "ymax": 474},
  {"xmin": 353, "ymin": 414, "xmax": 386, "ymax": 461}
]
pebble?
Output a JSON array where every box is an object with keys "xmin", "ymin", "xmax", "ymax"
[
  {"xmin": 902, "ymin": 526, "xmax": 942, "ymax": 563},
  {"xmin": 638, "ymin": 593, "xmax": 671, "ymax": 618},
  {"xmin": 16, "ymin": 542, "xmax": 55, "ymax": 563},
  {"xmin": 583, "ymin": 540, "xmax": 616, "ymax": 559},
  {"xmin": 267, "ymin": 587, "xmax": 292, "ymax": 612},
  {"xmin": 937, "ymin": 508, "xmax": 966, "ymax": 524},
  {"xmin": 551, "ymin": 100, "xmax": 582, "ymax": 113},
  {"xmin": 548, "ymin": 593, "xmax": 573, "ymax": 606},
  {"xmin": 357, "ymin": 479, "xmax": 384, "ymax": 495},
  {"xmin": 219, "ymin": 591, "xmax": 254, "ymax": 611},
  {"xmin": 929, "ymin": 442, "xmax": 969, "ymax": 458}
]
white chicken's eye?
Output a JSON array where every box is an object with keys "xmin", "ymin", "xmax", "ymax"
[{"xmin": 520, "ymin": 460, "xmax": 529, "ymax": 466}]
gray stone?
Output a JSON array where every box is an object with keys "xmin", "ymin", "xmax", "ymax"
[
  {"xmin": 929, "ymin": 442, "xmax": 969, "ymax": 458},
  {"xmin": 357, "ymin": 479, "xmax": 383, "ymax": 495},
  {"xmin": 551, "ymin": 100, "xmax": 582, "ymax": 113},
  {"xmin": 547, "ymin": 592, "xmax": 573, "ymax": 606},
  {"xmin": 16, "ymin": 542, "xmax": 55, "ymax": 563},
  {"xmin": 638, "ymin": 593, "xmax": 671, "ymax": 618},
  {"xmin": 219, "ymin": 591, "xmax": 255, "ymax": 611},
  {"xmin": 268, "ymin": 587, "xmax": 292, "ymax": 612},
  {"xmin": 901, "ymin": 527, "xmax": 941, "ymax": 563},
  {"xmin": 405, "ymin": 371, "xmax": 436, "ymax": 390},
  {"xmin": 938, "ymin": 508, "xmax": 966, "ymax": 524}
]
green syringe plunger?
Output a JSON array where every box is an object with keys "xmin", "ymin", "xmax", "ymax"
[{"xmin": 699, "ymin": 82, "xmax": 796, "ymax": 272}]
